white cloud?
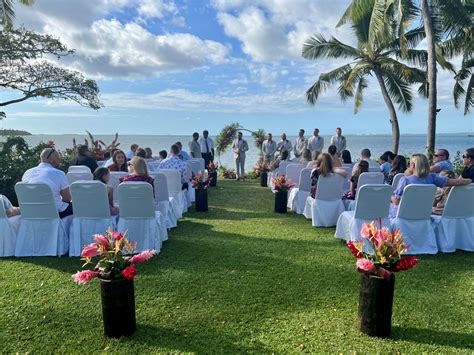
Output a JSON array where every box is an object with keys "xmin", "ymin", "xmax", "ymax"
[{"xmin": 137, "ymin": 0, "xmax": 177, "ymax": 19}]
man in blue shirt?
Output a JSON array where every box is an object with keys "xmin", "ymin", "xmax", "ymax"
[
  {"xmin": 175, "ymin": 141, "xmax": 191, "ymax": 161},
  {"xmin": 430, "ymin": 149, "xmax": 454, "ymax": 173}
]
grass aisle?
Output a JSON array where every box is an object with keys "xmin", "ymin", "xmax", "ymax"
[{"xmin": 0, "ymin": 180, "xmax": 473, "ymax": 352}]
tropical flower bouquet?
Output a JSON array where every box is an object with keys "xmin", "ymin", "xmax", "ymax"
[
  {"xmin": 220, "ymin": 166, "xmax": 237, "ymax": 179},
  {"xmin": 252, "ymin": 128, "xmax": 266, "ymax": 150},
  {"xmin": 272, "ymin": 174, "xmax": 294, "ymax": 192},
  {"xmin": 191, "ymin": 171, "xmax": 211, "ymax": 211},
  {"xmin": 191, "ymin": 171, "xmax": 212, "ymax": 189},
  {"xmin": 215, "ymin": 122, "xmax": 241, "ymax": 156},
  {"xmin": 253, "ymin": 159, "xmax": 270, "ymax": 176}
]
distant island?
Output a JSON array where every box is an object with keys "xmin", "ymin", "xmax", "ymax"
[{"xmin": 0, "ymin": 129, "xmax": 32, "ymax": 136}]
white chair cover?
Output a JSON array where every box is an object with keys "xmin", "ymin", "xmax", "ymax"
[
  {"xmin": 190, "ymin": 158, "xmax": 205, "ymax": 172},
  {"xmin": 117, "ymin": 182, "xmax": 165, "ymax": 252},
  {"xmin": 159, "ymin": 169, "xmax": 187, "ymax": 216},
  {"xmin": 391, "ymin": 173, "xmax": 404, "ymax": 190},
  {"xmin": 391, "ymin": 184, "xmax": 437, "ymax": 255},
  {"xmin": 187, "ymin": 160, "xmax": 202, "ymax": 176},
  {"xmin": 344, "ymin": 172, "xmax": 386, "ymax": 211},
  {"xmin": 14, "ymin": 183, "xmax": 70, "ymax": 257},
  {"xmin": 303, "ymin": 174, "xmax": 345, "ymax": 227},
  {"xmin": 66, "ymin": 172, "xmax": 93, "ymax": 185},
  {"xmin": 287, "ymin": 168, "xmax": 311, "ymax": 214},
  {"xmin": 108, "ymin": 172, "xmax": 128, "ymax": 204},
  {"xmin": 335, "ymin": 185, "xmax": 392, "ymax": 247},
  {"xmin": 68, "ymin": 165, "xmax": 90, "ymax": 173},
  {"xmin": 0, "ymin": 196, "xmax": 19, "ymax": 257},
  {"xmin": 340, "ymin": 166, "xmax": 352, "ymax": 192},
  {"xmin": 184, "ymin": 162, "xmax": 195, "ymax": 206},
  {"xmin": 432, "ymin": 184, "xmax": 474, "ymax": 252},
  {"xmin": 69, "ymin": 181, "xmax": 117, "ymax": 257},
  {"xmin": 151, "ymin": 173, "xmax": 178, "ymax": 229},
  {"xmin": 285, "ymin": 164, "xmax": 305, "ymax": 188}
]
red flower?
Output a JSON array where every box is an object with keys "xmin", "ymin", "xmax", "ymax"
[
  {"xmin": 111, "ymin": 231, "xmax": 124, "ymax": 241},
  {"xmin": 122, "ymin": 265, "xmax": 137, "ymax": 280},
  {"xmin": 347, "ymin": 241, "xmax": 363, "ymax": 258},
  {"xmin": 81, "ymin": 243, "xmax": 100, "ymax": 258},
  {"xmin": 395, "ymin": 256, "xmax": 418, "ymax": 271}
]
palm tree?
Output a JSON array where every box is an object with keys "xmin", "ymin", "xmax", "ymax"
[
  {"xmin": 0, "ymin": 0, "xmax": 34, "ymax": 29},
  {"xmin": 302, "ymin": 1, "xmax": 427, "ymax": 154}
]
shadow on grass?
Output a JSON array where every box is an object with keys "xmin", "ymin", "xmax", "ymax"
[{"xmin": 391, "ymin": 326, "xmax": 473, "ymax": 350}]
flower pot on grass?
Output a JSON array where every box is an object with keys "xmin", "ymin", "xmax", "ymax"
[
  {"xmin": 210, "ymin": 171, "xmax": 217, "ymax": 187},
  {"xmin": 195, "ymin": 188, "xmax": 208, "ymax": 212},
  {"xmin": 260, "ymin": 172, "xmax": 268, "ymax": 187},
  {"xmin": 274, "ymin": 190, "xmax": 288, "ymax": 213}
]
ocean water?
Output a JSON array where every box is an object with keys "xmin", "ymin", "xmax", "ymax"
[{"xmin": 4, "ymin": 133, "xmax": 473, "ymax": 171}]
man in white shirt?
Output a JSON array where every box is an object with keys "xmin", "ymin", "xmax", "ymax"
[
  {"xmin": 352, "ymin": 148, "xmax": 380, "ymax": 174},
  {"xmin": 199, "ymin": 130, "xmax": 214, "ymax": 168},
  {"xmin": 126, "ymin": 144, "xmax": 138, "ymax": 160},
  {"xmin": 276, "ymin": 133, "xmax": 293, "ymax": 159},
  {"xmin": 22, "ymin": 148, "xmax": 72, "ymax": 218},
  {"xmin": 293, "ymin": 129, "xmax": 308, "ymax": 161},
  {"xmin": 189, "ymin": 132, "xmax": 201, "ymax": 159},
  {"xmin": 330, "ymin": 127, "xmax": 347, "ymax": 156},
  {"xmin": 232, "ymin": 132, "xmax": 249, "ymax": 180},
  {"xmin": 262, "ymin": 133, "xmax": 277, "ymax": 164},
  {"xmin": 158, "ymin": 144, "xmax": 189, "ymax": 188},
  {"xmin": 308, "ymin": 128, "xmax": 324, "ymax": 154}
]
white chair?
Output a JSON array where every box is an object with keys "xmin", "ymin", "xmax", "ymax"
[
  {"xmin": 151, "ymin": 173, "xmax": 178, "ymax": 229},
  {"xmin": 268, "ymin": 161, "xmax": 292, "ymax": 189},
  {"xmin": 335, "ymin": 185, "xmax": 393, "ymax": 246},
  {"xmin": 344, "ymin": 172, "xmax": 385, "ymax": 211},
  {"xmin": 303, "ymin": 173, "xmax": 345, "ymax": 227},
  {"xmin": 285, "ymin": 164, "xmax": 305, "ymax": 188},
  {"xmin": 368, "ymin": 167, "xmax": 381, "ymax": 172},
  {"xmin": 390, "ymin": 184, "xmax": 437, "ymax": 255},
  {"xmin": 0, "ymin": 196, "xmax": 20, "ymax": 257},
  {"xmin": 14, "ymin": 183, "xmax": 71, "ymax": 257},
  {"xmin": 391, "ymin": 173, "xmax": 404, "ymax": 190},
  {"xmin": 340, "ymin": 165, "xmax": 353, "ymax": 192},
  {"xmin": 190, "ymin": 158, "xmax": 205, "ymax": 172},
  {"xmin": 117, "ymin": 182, "xmax": 165, "ymax": 252},
  {"xmin": 66, "ymin": 172, "xmax": 93, "ymax": 185},
  {"xmin": 187, "ymin": 160, "xmax": 202, "ymax": 176},
  {"xmin": 69, "ymin": 181, "xmax": 117, "ymax": 257},
  {"xmin": 432, "ymin": 184, "xmax": 474, "ymax": 252},
  {"xmin": 184, "ymin": 162, "xmax": 195, "ymax": 206},
  {"xmin": 159, "ymin": 169, "xmax": 187, "ymax": 216},
  {"xmin": 109, "ymin": 172, "xmax": 128, "ymax": 205},
  {"xmin": 287, "ymin": 168, "xmax": 311, "ymax": 214},
  {"xmin": 68, "ymin": 165, "xmax": 90, "ymax": 173}
]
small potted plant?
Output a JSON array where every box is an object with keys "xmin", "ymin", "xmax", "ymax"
[
  {"xmin": 253, "ymin": 160, "xmax": 270, "ymax": 187},
  {"xmin": 347, "ymin": 220, "xmax": 417, "ymax": 338},
  {"xmin": 191, "ymin": 171, "xmax": 212, "ymax": 211},
  {"xmin": 207, "ymin": 161, "xmax": 219, "ymax": 187},
  {"xmin": 272, "ymin": 175, "xmax": 294, "ymax": 213},
  {"xmin": 72, "ymin": 229, "xmax": 157, "ymax": 338}
]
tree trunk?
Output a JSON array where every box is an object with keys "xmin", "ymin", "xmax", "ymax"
[
  {"xmin": 374, "ymin": 65, "xmax": 400, "ymax": 154},
  {"xmin": 421, "ymin": 0, "xmax": 437, "ymax": 160}
]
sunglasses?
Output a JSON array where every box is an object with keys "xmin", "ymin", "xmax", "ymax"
[{"xmin": 46, "ymin": 148, "xmax": 56, "ymax": 160}]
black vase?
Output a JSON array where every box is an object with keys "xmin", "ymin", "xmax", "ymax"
[
  {"xmin": 358, "ymin": 272, "xmax": 395, "ymax": 338},
  {"xmin": 195, "ymin": 188, "xmax": 208, "ymax": 212},
  {"xmin": 210, "ymin": 171, "xmax": 217, "ymax": 187},
  {"xmin": 274, "ymin": 190, "xmax": 288, "ymax": 213},
  {"xmin": 260, "ymin": 172, "xmax": 268, "ymax": 187},
  {"xmin": 100, "ymin": 278, "xmax": 136, "ymax": 338}
]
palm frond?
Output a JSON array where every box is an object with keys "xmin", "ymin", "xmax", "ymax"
[
  {"xmin": 302, "ymin": 34, "xmax": 359, "ymax": 60},
  {"xmin": 306, "ymin": 64, "xmax": 354, "ymax": 105},
  {"xmin": 354, "ymin": 75, "xmax": 368, "ymax": 113},
  {"xmin": 0, "ymin": 0, "xmax": 15, "ymax": 27},
  {"xmin": 463, "ymin": 73, "xmax": 473, "ymax": 115},
  {"xmin": 383, "ymin": 70, "xmax": 413, "ymax": 112}
]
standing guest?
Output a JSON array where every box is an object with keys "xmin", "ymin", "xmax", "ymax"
[
  {"xmin": 390, "ymin": 154, "xmax": 470, "ymax": 218},
  {"xmin": 1, "ymin": 194, "xmax": 20, "ymax": 217},
  {"xmin": 379, "ymin": 151, "xmax": 396, "ymax": 176},
  {"xmin": 135, "ymin": 148, "xmax": 147, "ymax": 159},
  {"xmin": 300, "ymin": 149, "xmax": 312, "ymax": 164},
  {"xmin": 126, "ymin": 144, "xmax": 139, "ymax": 160},
  {"xmin": 158, "ymin": 150, "xmax": 167, "ymax": 162},
  {"xmin": 158, "ymin": 144, "xmax": 189, "ymax": 189},
  {"xmin": 175, "ymin": 142, "xmax": 190, "ymax": 161},
  {"xmin": 232, "ymin": 132, "xmax": 249, "ymax": 180},
  {"xmin": 385, "ymin": 155, "xmax": 407, "ymax": 185},
  {"xmin": 330, "ymin": 127, "xmax": 347, "ymax": 156},
  {"xmin": 432, "ymin": 170, "xmax": 457, "ymax": 215},
  {"xmin": 430, "ymin": 148, "xmax": 454, "ymax": 173},
  {"xmin": 108, "ymin": 150, "xmax": 128, "ymax": 172},
  {"xmin": 461, "ymin": 147, "xmax": 474, "ymax": 182},
  {"xmin": 120, "ymin": 157, "xmax": 155, "ymax": 194},
  {"xmin": 293, "ymin": 129, "xmax": 308, "ymax": 161},
  {"xmin": 276, "ymin": 133, "xmax": 293, "ymax": 159},
  {"xmin": 341, "ymin": 150, "xmax": 353, "ymax": 165},
  {"xmin": 343, "ymin": 160, "xmax": 369, "ymax": 200},
  {"xmin": 69, "ymin": 144, "xmax": 98, "ymax": 173},
  {"xmin": 93, "ymin": 167, "xmax": 119, "ymax": 215},
  {"xmin": 262, "ymin": 133, "xmax": 277, "ymax": 164},
  {"xmin": 328, "ymin": 145, "xmax": 342, "ymax": 168},
  {"xmin": 352, "ymin": 149, "xmax": 380, "ymax": 174},
  {"xmin": 22, "ymin": 148, "xmax": 73, "ymax": 218},
  {"xmin": 199, "ymin": 130, "xmax": 214, "ymax": 168},
  {"xmin": 308, "ymin": 128, "xmax": 324, "ymax": 154},
  {"xmin": 189, "ymin": 132, "xmax": 202, "ymax": 159},
  {"xmin": 306, "ymin": 151, "xmax": 320, "ymax": 170}
]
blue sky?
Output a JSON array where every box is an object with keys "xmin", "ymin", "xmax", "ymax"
[{"xmin": 2, "ymin": 0, "xmax": 472, "ymax": 135}]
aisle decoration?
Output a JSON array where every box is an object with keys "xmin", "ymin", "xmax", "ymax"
[
  {"xmin": 272, "ymin": 175, "xmax": 294, "ymax": 213},
  {"xmin": 72, "ymin": 229, "xmax": 157, "ymax": 338},
  {"xmin": 191, "ymin": 171, "xmax": 212, "ymax": 211},
  {"xmin": 215, "ymin": 123, "xmax": 240, "ymax": 156},
  {"xmin": 253, "ymin": 160, "xmax": 270, "ymax": 187},
  {"xmin": 251, "ymin": 128, "xmax": 266, "ymax": 151},
  {"xmin": 220, "ymin": 166, "xmax": 237, "ymax": 179},
  {"xmin": 347, "ymin": 220, "xmax": 417, "ymax": 338},
  {"xmin": 207, "ymin": 161, "xmax": 219, "ymax": 187}
]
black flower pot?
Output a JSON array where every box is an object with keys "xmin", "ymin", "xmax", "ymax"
[
  {"xmin": 260, "ymin": 172, "xmax": 268, "ymax": 187},
  {"xmin": 195, "ymin": 188, "xmax": 208, "ymax": 212},
  {"xmin": 358, "ymin": 272, "xmax": 395, "ymax": 338},
  {"xmin": 210, "ymin": 171, "xmax": 217, "ymax": 187},
  {"xmin": 100, "ymin": 278, "xmax": 136, "ymax": 338},
  {"xmin": 274, "ymin": 190, "xmax": 288, "ymax": 213}
]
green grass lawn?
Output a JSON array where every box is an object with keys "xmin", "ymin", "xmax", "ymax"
[{"xmin": 0, "ymin": 179, "xmax": 472, "ymax": 352}]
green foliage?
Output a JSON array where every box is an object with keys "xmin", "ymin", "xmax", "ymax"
[
  {"xmin": 215, "ymin": 123, "xmax": 241, "ymax": 156},
  {"xmin": 452, "ymin": 150, "xmax": 465, "ymax": 176}
]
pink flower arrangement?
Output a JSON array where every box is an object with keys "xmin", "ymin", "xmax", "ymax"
[
  {"xmin": 207, "ymin": 161, "xmax": 219, "ymax": 173},
  {"xmin": 272, "ymin": 174, "xmax": 295, "ymax": 192},
  {"xmin": 191, "ymin": 171, "xmax": 212, "ymax": 189},
  {"xmin": 253, "ymin": 160, "xmax": 270, "ymax": 175},
  {"xmin": 72, "ymin": 229, "xmax": 157, "ymax": 284}
]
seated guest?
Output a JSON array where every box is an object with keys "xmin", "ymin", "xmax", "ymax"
[
  {"xmin": 430, "ymin": 148, "xmax": 454, "ymax": 173},
  {"xmin": 328, "ymin": 145, "xmax": 342, "ymax": 168},
  {"xmin": 384, "ymin": 155, "xmax": 407, "ymax": 185},
  {"xmin": 390, "ymin": 154, "xmax": 470, "ymax": 218},
  {"xmin": 22, "ymin": 148, "xmax": 73, "ymax": 218},
  {"xmin": 352, "ymin": 148, "xmax": 379, "ymax": 174},
  {"xmin": 103, "ymin": 149, "xmax": 117, "ymax": 167},
  {"xmin": 120, "ymin": 156, "xmax": 155, "ymax": 193},
  {"xmin": 158, "ymin": 150, "xmax": 167, "ymax": 161},
  {"xmin": 1, "ymin": 194, "xmax": 20, "ymax": 217},
  {"xmin": 93, "ymin": 167, "xmax": 119, "ymax": 215},
  {"xmin": 343, "ymin": 160, "xmax": 369, "ymax": 200},
  {"xmin": 126, "ymin": 144, "xmax": 138, "ymax": 160},
  {"xmin": 157, "ymin": 144, "xmax": 189, "ymax": 189},
  {"xmin": 135, "ymin": 148, "xmax": 147, "ymax": 159},
  {"xmin": 379, "ymin": 151, "xmax": 395, "ymax": 175},
  {"xmin": 69, "ymin": 144, "xmax": 98, "ymax": 173},
  {"xmin": 145, "ymin": 147, "xmax": 154, "ymax": 160},
  {"xmin": 300, "ymin": 149, "xmax": 312, "ymax": 164},
  {"xmin": 310, "ymin": 153, "xmax": 347, "ymax": 198},
  {"xmin": 270, "ymin": 150, "xmax": 290, "ymax": 171},
  {"xmin": 432, "ymin": 170, "xmax": 456, "ymax": 215},
  {"xmin": 341, "ymin": 150, "xmax": 353, "ymax": 165},
  {"xmin": 175, "ymin": 142, "xmax": 190, "ymax": 161},
  {"xmin": 108, "ymin": 150, "xmax": 128, "ymax": 172},
  {"xmin": 461, "ymin": 147, "xmax": 474, "ymax": 182},
  {"xmin": 306, "ymin": 151, "xmax": 320, "ymax": 170}
]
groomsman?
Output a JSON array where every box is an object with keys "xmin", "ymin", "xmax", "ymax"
[
  {"xmin": 308, "ymin": 128, "xmax": 324, "ymax": 154},
  {"xmin": 293, "ymin": 129, "xmax": 308, "ymax": 161},
  {"xmin": 330, "ymin": 127, "xmax": 347, "ymax": 156},
  {"xmin": 262, "ymin": 133, "xmax": 277, "ymax": 164},
  {"xmin": 276, "ymin": 133, "xmax": 293, "ymax": 159},
  {"xmin": 232, "ymin": 132, "xmax": 249, "ymax": 180},
  {"xmin": 189, "ymin": 132, "xmax": 201, "ymax": 158},
  {"xmin": 199, "ymin": 130, "xmax": 214, "ymax": 168}
]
